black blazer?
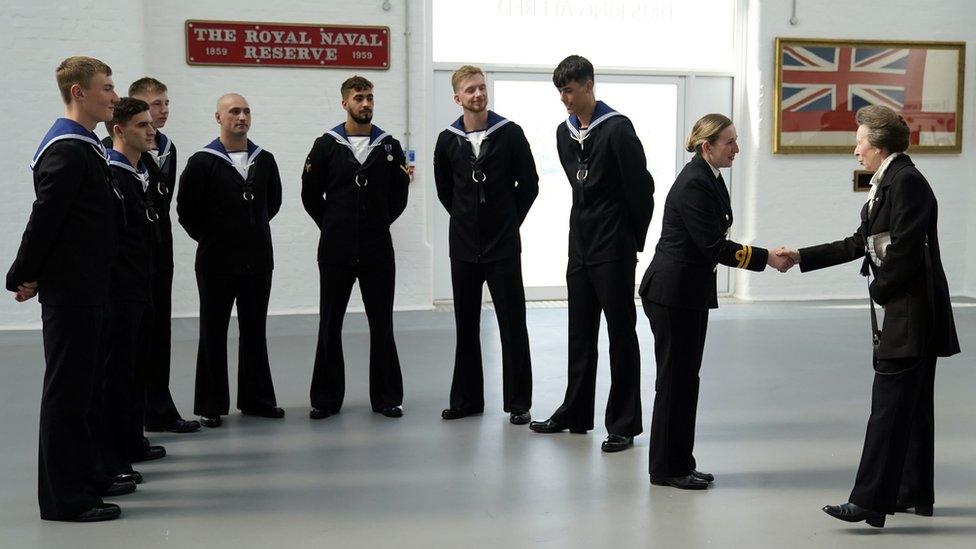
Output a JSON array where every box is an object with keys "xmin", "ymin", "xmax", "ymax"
[
  {"xmin": 640, "ymin": 154, "xmax": 768, "ymax": 310},
  {"xmin": 433, "ymin": 112, "xmax": 539, "ymax": 263},
  {"xmin": 555, "ymin": 103, "xmax": 653, "ymax": 269},
  {"xmin": 799, "ymin": 154, "xmax": 959, "ymax": 364},
  {"xmin": 301, "ymin": 125, "xmax": 409, "ymax": 266},
  {"xmin": 7, "ymin": 136, "xmax": 120, "ymax": 306},
  {"xmin": 176, "ymin": 140, "xmax": 282, "ymax": 275}
]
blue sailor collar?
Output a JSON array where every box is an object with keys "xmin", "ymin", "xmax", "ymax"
[
  {"xmin": 198, "ymin": 138, "xmax": 263, "ymax": 166},
  {"xmin": 446, "ymin": 110, "xmax": 510, "ymax": 139},
  {"xmin": 31, "ymin": 118, "xmax": 109, "ymax": 170},
  {"xmin": 106, "ymin": 148, "xmax": 148, "ymax": 176},
  {"xmin": 565, "ymin": 101, "xmax": 622, "ymax": 141},
  {"xmin": 155, "ymin": 130, "xmax": 172, "ymax": 159},
  {"xmin": 326, "ymin": 123, "xmax": 391, "ymax": 150}
]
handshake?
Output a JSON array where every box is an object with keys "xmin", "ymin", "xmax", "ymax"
[{"xmin": 767, "ymin": 247, "xmax": 800, "ymax": 273}]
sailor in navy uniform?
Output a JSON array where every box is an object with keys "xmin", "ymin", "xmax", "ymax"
[
  {"xmin": 176, "ymin": 93, "xmax": 283, "ymax": 428},
  {"xmin": 99, "ymin": 77, "xmax": 198, "ymax": 435},
  {"xmin": 639, "ymin": 114, "xmax": 791, "ymax": 489},
  {"xmin": 530, "ymin": 56, "xmax": 653, "ymax": 453},
  {"xmin": 301, "ymin": 76, "xmax": 410, "ymax": 420},
  {"xmin": 100, "ymin": 97, "xmax": 169, "ymax": 482},
  {"xmin": 6, "ymin": 56, "xmax": 124, "ymax": 522},
  {"xmin": 128, "ymin": 77, "xmax": 200, "ymax": 434},
  {"xmin": 433, "ymin": 66, "xmax": 539, "ymax": 425}
]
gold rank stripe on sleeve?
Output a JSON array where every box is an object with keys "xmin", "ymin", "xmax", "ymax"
[{"xmin": 735, "ymin": 244, "xmax": 753, "ymax": 269}]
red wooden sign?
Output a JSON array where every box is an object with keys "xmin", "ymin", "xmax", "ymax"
[{"xmin": 185, "ymin": 20, "xmax": 390, "ymax": 69}]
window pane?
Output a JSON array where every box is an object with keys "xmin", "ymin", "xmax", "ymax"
[
  {"xmin": 434, "ymin": 0, "xmax": 734, "ymax": 72},
  {"xmin": 492, "ymin": 79, "xmax": 677, "ymax": 290}
]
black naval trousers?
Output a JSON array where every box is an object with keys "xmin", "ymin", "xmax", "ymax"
[
  {"xmin": 144, "ymin": 269, "xmax": 182, "ymax": 427},
  {"xmin": 101, "ymin": 301, "xmax": 154, "ymax": 470},
  {"xmin": 311, "ymin": 263, "xmax": 403, "ymax": 413},
  {"xmin": 193, "ymin": 271, "xmax": 278, "ymax": 417},
  {"xmin": 642, "ymin": 300, "xmax": 709, "ymax": 477},
  {"xmin": 448, "ymin": 256, "xmax": 533, "ymax": 414},
  {"xmin": 849, "ymin": 357, "xmax": 937, "ymax": 513},
  {"xmin": 38, "ymin": 305, "xmax": 110, "ymax": 520},
  {"xmin": 551, "ymin": 259, "xmax": 641, "ymax": 436}
]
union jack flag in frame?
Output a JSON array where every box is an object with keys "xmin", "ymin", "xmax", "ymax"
[{"xmin": 773, "ymin": 38, "xmax": 965, "ymax": 153}]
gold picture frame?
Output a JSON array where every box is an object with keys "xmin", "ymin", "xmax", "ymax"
[{"xmin": 773, "ymin": 37, "xmax": 965, "ymax": 154}]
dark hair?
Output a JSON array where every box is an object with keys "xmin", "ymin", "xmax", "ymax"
[
  {"xmin": 552, "ymin": 55, "xmax": 594, "ymax": 88},
  {"xmin": 128, "ymin": 77, "xmax": 167, "ymax": 96},
  {"xmin": 855, "ymin": 105, "xmax": 910, "ymax": 153},
  {"xmin": 105, "ymin": 97, "xmax": 149, "ymax": 136},
  {"xmin": 341, "ymin": 75, "xmax": 374, "ymax": 98}
]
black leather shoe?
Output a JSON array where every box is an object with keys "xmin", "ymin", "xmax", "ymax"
[
  {"xmin": 441, "ymin": 408, "xmax": 482, "ymax": 420},
  {"xmin": 822, "ymin": 502, "xmax": 886, "ymax": 527},
  {"xmin": 115, "ymin": 471, "xmax": 142, "ymax": 485},
  {"xmin": 310, "ymin": 408, "xmax": 336, "ymax": 420},
  {"xmin": 241, "ymin": 407, "xmax": 285, "ymax": 419},
  {"xmin": 133, "ymin": 445, "xmax": 166, "ymax": 463},
  {"xmin": 529, "ymin": 418, "xmax": 586, "ymax": 434},
  {"xmin": 650, "ymin": 475, "xmax": 709, "ymax": 490},
  {"xmin": 895, "ymin": 501, "xmax": 933, "ymax": 516},
  {"xmin": 200, "ymin": 415, "xmax": 222, "ymax": 428},
  {"xmin": 67, "ymin": 504, "xmax": 121, "ymax": 522},
  {"xmin": 601, "ymin": 434, "xmax": 634, "ymax": 452},
  {"xmin": 380, "ymin": 406, "xmax": 404, "ymax": 418},
  {"xmin": 691, "ymin": 469, "xmax": 715, "ymax": 483},
  {"xmin": 101, "ymin": 480, "xmax": 137, "ymax": 497},
  {"xmin": 146, "ymin": 418, "xmax": 201, "ymax": 433},
  {"xmin": 509, "ymin": 410, "xmax": 531, "ymax": 425}
]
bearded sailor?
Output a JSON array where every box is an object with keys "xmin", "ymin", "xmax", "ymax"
[
  {"xmin": 301, "ymin": 75, "xmax": 410, "ymax": 420},
  {"xmin": 176, "ymin": 93, "xmax": 284, "ymax": 429}
]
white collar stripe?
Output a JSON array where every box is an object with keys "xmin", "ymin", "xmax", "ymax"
[
  {"xmin": 198, "ymin": 146, "xmax": 263, "ymax": 166},
  {"xmin": 30, "ymin": 134, "xmax": 106, "ymax": 170}
]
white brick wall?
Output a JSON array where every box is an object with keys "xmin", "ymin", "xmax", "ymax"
[
  {"xmin": 0, "ymin": 0, "xmax": 972, "ymax": 329},
  {"xmin": 0, "ymin": 0, "xmax": 435, "ymax": 329},
  {"xmin": 733, "ymin": 0, "xmax": 976, "ymax": 301}
]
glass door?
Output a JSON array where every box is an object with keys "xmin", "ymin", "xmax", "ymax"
[{"xmin": 491, "ymin": 74, "xmax": 682, "ymax": 300}]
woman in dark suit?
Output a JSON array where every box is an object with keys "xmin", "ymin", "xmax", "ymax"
[
  {"xmin": 638, "ymin": 114, "xmax": 793, "ymax": 490},
  {"xmin": 788, "ymin": 105, "xmax": 960, "ymax": 528}
]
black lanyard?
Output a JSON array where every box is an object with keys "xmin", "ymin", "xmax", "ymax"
[
  {"xmin": 574, "ymin": 132, "xmax": 590, "ymax": 206},
  {"xmin": 458, "ymin": 134, "xmax": 491, "ymax": 205}
]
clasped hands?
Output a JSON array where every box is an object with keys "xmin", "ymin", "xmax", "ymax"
[
  {"xmin": 12, "ymin": 281, "xmax": 38, "ymax": 302},
  {"xmin": 767, "ymin": 247, "xmax": 801, "ymax": 273}
]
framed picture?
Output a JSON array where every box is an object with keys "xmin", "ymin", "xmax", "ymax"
[
  {"xmin": 853, "ymin": 170, "xmax": 873, "ymax": 192},
  {"xmin": 773, "ymin": 37, "xmax": 965, "ymax": 154}
]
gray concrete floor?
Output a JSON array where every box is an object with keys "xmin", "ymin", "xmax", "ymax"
[{"xmin": 0, "ymin": 300, "xmax": 974, "ymax": 548}]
